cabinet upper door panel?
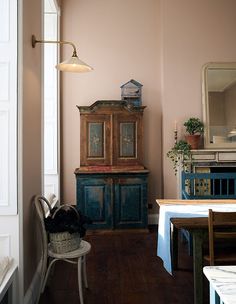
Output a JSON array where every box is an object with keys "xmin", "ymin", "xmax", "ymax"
[
  {"xmin": 80, "ymin": 114, "xmax": 111, "ymax": 166},
  {"xmin": 113, "ymin": 113, "xmax": 143, "ymax": 166},
  {"xmin": 78, "ymin": 100, "xmax": 145, "ymax": 168}
]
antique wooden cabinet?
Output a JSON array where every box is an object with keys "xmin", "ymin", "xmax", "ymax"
[{"xmin": 75, "ymin": 100, "xmax": 149, "ymax": 229}]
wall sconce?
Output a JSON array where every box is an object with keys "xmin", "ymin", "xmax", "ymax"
[{"xmin": 31, "ymin": 35, "xmax": 93, "ymax": 73}]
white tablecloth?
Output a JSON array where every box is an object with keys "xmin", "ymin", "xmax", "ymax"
[{"xmin": 157, "ymin": 204, "xmax": 236, "ymax": 274}]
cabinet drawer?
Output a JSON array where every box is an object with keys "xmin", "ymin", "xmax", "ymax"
[
  {"xmin": 192, "ymin": 153, "xmax": 216, "ymax": 161},
  {"xmin": 218, "ymin": 152, "xmax": 236, "ymax": 161}
]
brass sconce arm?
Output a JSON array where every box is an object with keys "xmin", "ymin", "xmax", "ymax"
[{"xmin": 31, "ymin": 34, "xmax": 93, "ymax": 73}]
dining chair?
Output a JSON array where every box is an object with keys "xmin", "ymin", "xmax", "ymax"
[
  {"xmin": 204, "ymin": 209, "xmax": 236, "ymax": 266},
  {"xmin": 34, "ymin": 195, "xmax": 91, "ymax": 304}
]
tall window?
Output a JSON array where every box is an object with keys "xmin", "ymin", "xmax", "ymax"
[{"xmin": 43, "ymin": 0, "xmax": 60, "ymax": 199}]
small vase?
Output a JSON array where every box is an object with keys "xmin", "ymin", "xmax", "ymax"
[{"xmin": 185, "ymin": 134, "xmax": 201, "ymax": 149}]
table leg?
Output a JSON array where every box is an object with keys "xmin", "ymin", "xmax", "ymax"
[
  {"xmin": 210, "ymin": 283, "xmax": 221, "ymax": 304},
  {"xmin": 192, "ymin": 230, "xmax": 204, "ymax": 304},
  {"xmin": 170, "ymin": 223, "xmax": 179, "ymax": 271}
]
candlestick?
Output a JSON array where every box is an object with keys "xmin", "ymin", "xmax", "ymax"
[
  {"xmin": 174, "ymin": 120, "xmax": 178, "ymax": 143},
  {"xmin": 174, "ymin": 129, "xmax": 178, "ymax": 143}
]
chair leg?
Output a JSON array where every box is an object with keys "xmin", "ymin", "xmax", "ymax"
[
  {"xmin": 78, "ymin": 257, "xmax": 84, "ymax": 304},
  {"xmin": 42, "ymin": 258, "xmax": 58, "ymax": 293},
  {"xmin": 82, "ymin": 256, "xmax": 88, "ymax": 288}
]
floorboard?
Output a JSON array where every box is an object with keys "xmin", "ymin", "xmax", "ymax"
[{"xmin": 39, "ymin": 226, "xmax": 209, "ymax": 304}]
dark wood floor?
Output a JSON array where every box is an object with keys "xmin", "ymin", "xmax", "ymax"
[{"xmin": 39, "ymin": 227, "xmax": 209, "ymax": 304}]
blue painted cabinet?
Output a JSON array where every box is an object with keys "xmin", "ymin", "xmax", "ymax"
[
  {"xmin": 76, "ymin": 100, "xmax": 149, "ymax": 229},
  {"xmin": 75, "ymin": 171, "xmax": 148, "ymax": 229}
]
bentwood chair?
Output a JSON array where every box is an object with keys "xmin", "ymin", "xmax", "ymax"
[
  {"xmin": 34, "ymin": 195, "xmax": 91, "ymax": 304},
  {"xmin": 204, "ymin": 209, "xmax": 236, "ymax": 266}
]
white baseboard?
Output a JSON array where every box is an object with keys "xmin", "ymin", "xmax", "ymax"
[
  {"xmin": 24, "ymin": 259, "xmax": 42, "ymax": 304},
  {"xmin": 148, "ymin": 213, "xmax": 159, "ymax": 225}
]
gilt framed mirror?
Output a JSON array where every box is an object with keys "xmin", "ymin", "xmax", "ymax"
[{"xmin": 202, "ymin": 62, "xmax": 236, "ymax": 149}]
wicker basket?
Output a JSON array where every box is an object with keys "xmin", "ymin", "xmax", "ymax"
[{"xmin": 49, "ymin": 205, "xmax": 81, "ymax": 254}]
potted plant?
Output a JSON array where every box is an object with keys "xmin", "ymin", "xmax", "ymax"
[
  {"xmin": 184, "ymin": 117, "xmax": 204, "ymax": 149},
  {"xmin": 45, "ymin": 205, "xmax": 92, "ymax": 237},
  {"xmin": 44, "ymin": 204, "xmax": 92, "ymax": 253},
  {"xmin": 167, "ymin": 140, "xmax": 191, "ymax": 174}
]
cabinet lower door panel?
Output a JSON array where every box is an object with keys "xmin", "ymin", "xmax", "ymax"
[
  {"xmin": 77, "ymin": 178, "xmax": 112, "ymax": 229},
  {"xmin": 114, "ymin": 178, "xmax": 148, "ymax": 228}
]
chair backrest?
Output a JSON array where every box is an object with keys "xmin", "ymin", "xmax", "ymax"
[
  {"xmin": 182, "ymin": 172, "xmax": 236, "ymax": 199},
  {"xmin": 208, "ymin": 209, "xmax": 236, "ymax": 265}
]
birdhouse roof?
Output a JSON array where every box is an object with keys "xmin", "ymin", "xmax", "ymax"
[{"xmin": 120, "ymin": 79, "xmax": 143, "ymax": 88}]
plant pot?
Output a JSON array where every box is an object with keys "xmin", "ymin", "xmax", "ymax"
[{"xmin": 185, "ymin": 134, "xmax": 201, "ymax": 149}]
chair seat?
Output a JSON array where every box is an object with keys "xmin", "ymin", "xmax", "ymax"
[{"xmin": 48, "ymin": 240, "xmax": 91, "ymax": 259}]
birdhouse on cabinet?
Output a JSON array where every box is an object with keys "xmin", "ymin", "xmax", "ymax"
[{"xmin": 121, "ymin": 79, "xmax": 143, "ymax": 107}]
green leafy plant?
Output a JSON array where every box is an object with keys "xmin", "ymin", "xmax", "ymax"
[
  {"xmin": 167, "ymin": 140, "xmax": 191, "ymax": 174},
  {"xmin": 184, "ymin": 117, "xmax": 204, "ymax": 135},
  {"xmin": 44, "ymin": 205, "xmax": 92, "ymax": 237}
]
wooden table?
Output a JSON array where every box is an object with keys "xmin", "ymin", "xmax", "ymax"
[
  {"xmin": 157, "ymin": 199, "xmax": 236, "ymax": 206},
  {"xmin": 156, "ymin": 199, "xmax": 236, "ymax": 304}
]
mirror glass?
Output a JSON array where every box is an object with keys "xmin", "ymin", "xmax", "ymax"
[{"xmin": 202, "ymin": 62, "xmax": 236, "ymax": 148}]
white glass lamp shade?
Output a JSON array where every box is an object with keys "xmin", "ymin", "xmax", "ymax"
[{"xmin": 56, "ymin": 55, "xmax": 93, "ymax": 73}]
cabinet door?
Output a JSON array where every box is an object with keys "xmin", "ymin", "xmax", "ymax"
[
  {"xmin": 76, "ymin": 176, "xmax": 112, "ymax": 229},
  {"xmin": 80, "ymin": 114, "xmax": 111, "ymax": 166},
  {"xmin": 114, "ymin": 176, "xmax": 148, "ymax": 228},
  {"xmin": 113, "ymin": 113, "xmax": 143, "ymax": 166}
]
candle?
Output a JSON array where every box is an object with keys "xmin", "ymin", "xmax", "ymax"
[{"xmin": 174, "ymin": 120, "xmax": 177, "ymax": 131}]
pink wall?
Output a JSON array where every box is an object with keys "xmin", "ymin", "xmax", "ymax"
[
  {"xmin": 162, "ymin": 0, "xmax": 236, "ymax": 197},
  {"xmin": 22, "ymin": 0, "xmax": 42, "ymax": 293},
  {"xmin": 61, "ymin": 0, "xmax": 236, "ymax": 207},
  {"xmin": 61, "ymin": 0, "xmax": 162, "ymax": 211}
]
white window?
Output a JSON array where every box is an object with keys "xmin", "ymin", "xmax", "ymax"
[{"xmin": 43, "ymin": 0, "xmax": 60, "ymax": 200}]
